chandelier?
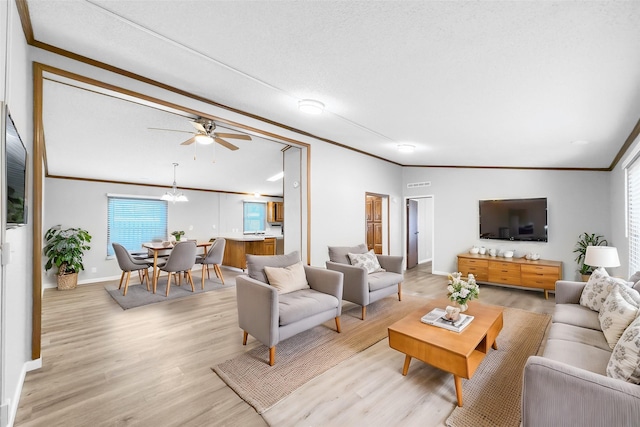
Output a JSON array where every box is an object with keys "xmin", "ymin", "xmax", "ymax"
[{"xmin": 161, "ymin": 163, "xmax": 188, "ymax": 203}]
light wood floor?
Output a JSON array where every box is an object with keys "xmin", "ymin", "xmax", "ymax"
[{"xmin": 15, "ymin": 263, "xmax": 555, "ymax": 426}]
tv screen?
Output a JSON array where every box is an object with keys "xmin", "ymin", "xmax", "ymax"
[
  {"xmin": 479, "ymin": 198, "xmax": 547, "ymax": 242},
  {"xmin": 5, "ymin": 107, "xmax": 27, "ymax": 227}
]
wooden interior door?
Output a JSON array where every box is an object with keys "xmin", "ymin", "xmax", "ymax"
[
  {"xmin": 366, "ymin": 195, "xmax": 383, "ymax": 254},
  {"xmin": 407, "ymin": 199, "xmax": 418, "ymax": 269}
]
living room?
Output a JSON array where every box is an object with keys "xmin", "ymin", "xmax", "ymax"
[{"xmin": 2, "ymin": 1, "xmax": 640, "ymax": 426}]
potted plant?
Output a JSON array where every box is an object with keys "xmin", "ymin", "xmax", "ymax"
[
  {"xmin": 573, "ymin": 232, "xmax": 608, "ymax": 281},
  {"xmin": 44, "ymin": 225, "xmax": 92, "ymax": 290},
  {"xmin": 171, "ymin": 230, "xmax": 185, "ymax": 241}
]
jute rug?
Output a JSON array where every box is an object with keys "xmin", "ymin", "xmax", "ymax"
[
  {"xmin": 106, "ymin": 268, "xmax": 240, "ymax": 310},
  {"xmin": 445, "ymin": 307, "xmax": 551, "ymax": 427},
  {"xmin": 212, "ymin": 295, "xmax": 429, "ymax": 414}
]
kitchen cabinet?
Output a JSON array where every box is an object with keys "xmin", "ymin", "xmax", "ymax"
[
  {"xmin": 267, "ymin": 201, "xmax": 284, "ymax": 223},
  {"xmin": 223, "ymin": 237, "xmax": 280, "ymax": 269}
]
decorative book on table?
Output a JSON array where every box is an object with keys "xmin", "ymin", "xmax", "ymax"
[{"xmin": 420, "ymin": 308, "xmax": 474, "ymax": 333}]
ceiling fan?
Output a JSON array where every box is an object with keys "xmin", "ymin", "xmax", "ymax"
[{"xmin": 149, "ymin": 118, "xmax": 251, "ymax": 151}]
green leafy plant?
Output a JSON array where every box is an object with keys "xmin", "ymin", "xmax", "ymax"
[
  {"xmin": 44, "ymin": 225, "xmax": 92, "ymax": 275},
  {"xmin": 171, "ymin": 230, "xmax": 185, "ymax": 241},
  {"xmin": 573, "ymin": 232, "xmax": 608, "ymax": 275}
]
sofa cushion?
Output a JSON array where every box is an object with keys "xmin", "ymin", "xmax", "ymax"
[
  {"xmin": 368, "ymin": 271, "xmax": 403, "ymax": 292},
  {"xmin": 580, "ymin": 267, "xmax": 630, "ymax": 312},
  {"xmin": 348, "ymin": 250, "xmax": 385, "ymax": 274},
  {"xmin": 547, "ymin": 322, "xmax": 611, "ymax": 352},
  {"xmin": 246, "ymin": 251, "xmax": 301, "ymax": 284},
  {"xmin": 328, "ymin": 244, "xmax": 367, "ymax": 264},
  {"xmin": 264, "ymin": 261, "xmax": 310, "ymax": 294},
  {"xmin": 599, "ymin": 284, "xmax": 640, "ymax": 349},
  {"xmin": 543, "ymin": 338, "xmax": 611, "ymax": 376},
  {"xmin": 553, "ymin": 303, "xmax": 602, "ymax": 331},
  {"xmin": 278, "ymin": 289, "xmax": 339, "ymax": 326},
  {"xmin": 607, "ymin": 315, "xmax": 640, "ymax": 384}
]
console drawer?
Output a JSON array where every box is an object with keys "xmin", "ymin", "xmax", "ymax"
[
  {"xmin": 521, "ymin": 264, "xmax": 561, "ymax": 290},
  {"xmin": 458, "ymin": 258, "xmax": 488, "ymax": 281},
  {"xmin": 489, "ymin": 263, "xmax": 521, "ymax": 285}
]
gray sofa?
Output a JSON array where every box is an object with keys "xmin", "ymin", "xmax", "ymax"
[
  {"xmin": 522, "ymin": 280, "xmax": 640, "ymax": 426},
  {"xmin": 236, "ymin": 251, "xmax": 343, "ymax": 365}
]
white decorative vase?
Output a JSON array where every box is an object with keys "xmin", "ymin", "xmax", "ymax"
[{"xmin": 457, "ymin": 302, "xmax": 468, "ymax": 313}]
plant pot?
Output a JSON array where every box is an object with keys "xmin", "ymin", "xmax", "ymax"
[
  {"xmin": 57, "ymin": 272, "xmax": 78, "ymax": 290},
  {"xmin": 581, "ymin": 274, "xmax": 591, "ymax": 282},
  {"xmin": 175, "ymin": 235, "xmax": 181, "ymax": 241}
]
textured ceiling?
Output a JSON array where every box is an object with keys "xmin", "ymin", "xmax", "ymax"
[{"xmin": 26, "ymin": 0, "xmax": 640, "ymax": 177}]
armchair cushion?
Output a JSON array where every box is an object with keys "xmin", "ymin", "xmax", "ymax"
[
  {"xmin": 328, "ymin": 244, "xmax": 367, "ymax": 264},
  {"xmin": 368, "ymin": 271, "xmax": 404, "ymax": 292},
  {"xmin": 247, "ymin": 251, "xmax": 301, "ymax": 284},
  {"xmin": 279, "ymin": 289, "xmax": 340, "ymax": 326},
  {"xmin": 348, "ymin": 250, "xmax": 385, "ymax": 274},
  {"xmin": 264, "ymin": 261, "xmax": 310, "ymax": 294}
]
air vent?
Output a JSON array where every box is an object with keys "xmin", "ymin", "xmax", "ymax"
[{"xmin": 407, "ymin": 181, "xmax": 431, "ymax": 188}]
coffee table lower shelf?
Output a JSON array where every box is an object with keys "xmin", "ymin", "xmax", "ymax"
[{"xmin": 388, "ymin": 299, "xmax": 504, "ymax": 407}]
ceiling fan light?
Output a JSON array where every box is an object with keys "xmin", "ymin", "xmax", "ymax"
[
  {"xmin": 195, "ymin": 134, "xmax": 214, "ymax": 145},
  {"xmin": 298, "ymin": 99, "xmax": 324, "ymax": 115},
  {"xmin": 397, "ymin": 144, "xmax": 415, "ymax": 153}
]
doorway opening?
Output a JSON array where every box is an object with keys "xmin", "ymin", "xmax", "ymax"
[
  {"xmin": 406, "ymin": 196, "xmax": 434, "ymax": 270},
  {"xmin": 365, "ymin": 193, "xmax": 389, "ymax": 254}
]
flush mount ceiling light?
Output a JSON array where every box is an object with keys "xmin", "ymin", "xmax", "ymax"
[
  {"xmin": 267, "ymin": 171, "xmax": 284, "ymax": 182},
  {"xmin": 194, "ymin": 134, "xmax": 214, "ymax": 145},
  {"xmin": 397, "ymin": 144, "xmax": 416, "ymax": 153},
  {"xmin": 161, "ymin": 163, "xmax": 188, "ymax": 203},
  {"xmin": 298, "ymin": 99, "xmax": 324, "ymax": 115}
]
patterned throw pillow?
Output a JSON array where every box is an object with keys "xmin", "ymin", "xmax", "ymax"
[
  {"xmin": 580, "ymin": 268, "xmax": 630, "ymax": 312},
  {"xmin": 598, "ymin": 284, "xmax": 639, "ymax": 349},
  {"xmin": 348, "ymin": 250, "xmax": 385, "ymax": 274},
  {"xmin": 263, "ymin": 262, "xmax": 310, "ymax": 294},
  {"xmin": 607, "ymin": 315, "xmax": 640, "ymax": 384}
]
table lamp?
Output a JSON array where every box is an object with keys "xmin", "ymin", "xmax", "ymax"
[{"xmin": 584, "ymin": 246, "xmax": 620, "ymax": 274}]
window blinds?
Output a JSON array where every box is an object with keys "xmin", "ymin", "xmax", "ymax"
[
  {"xmin": 628, "ymin": 158, "xmax": 640, "ymax": 275},
  {"xmin": 107, "ymin": 197, "xmax": 168, "ymax": 256}
]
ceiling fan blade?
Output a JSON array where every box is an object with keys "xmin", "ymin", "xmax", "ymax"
[
  {"xmin": 215, "ymin": 132, "xmax": 251, "ymax": 140},
  {"xmin": 214, "ymin": 137, "xmax": 239, "ymax": 151},
  {"xmin": 181, "ymin": 136, "xmax": 197, "ymax": 146},
  {"xmin": 148, "ymin": 127, "xmax": 195, "ymax": 135},
  {"xmin": 190, "ymin": 121, "xmax": 207, "ymax": 133}
]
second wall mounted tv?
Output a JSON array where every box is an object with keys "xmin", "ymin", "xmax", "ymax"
[{"xmin": 479, "ymin": 198, "xmax": 547, "ymax": 242}]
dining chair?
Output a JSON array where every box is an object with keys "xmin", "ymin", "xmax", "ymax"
[
  {"xmin": 197, "ymin": 238, "xmax": 226, "ymax": 289},
  {"xmin": 154, "ymin": 241, "xmax": 197, "ymax": 296},
  {"xmin": 112, "ymin": 243, "xmax": 153, "ymax": 296}
]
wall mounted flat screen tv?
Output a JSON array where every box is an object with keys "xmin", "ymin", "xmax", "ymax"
[
  {"xmin": 5, "ymin": 106, "xmax": 27, "ymax": 228},
  {"xmin": 479, "ymin": 198, "xmax": 547, "ymax": 242}
]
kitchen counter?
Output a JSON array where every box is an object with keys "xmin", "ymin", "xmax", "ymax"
[
  {"xmin": 219, "ymin": 234, "xmax": 283, "ymax": 242},
  {"xmin": 219, "ymin": 235, "xmax": 283, "ymax": 269}
]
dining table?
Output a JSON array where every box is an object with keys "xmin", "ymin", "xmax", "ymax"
[{"xmin": 142, "ymin": 240, "xmax": 213, "ymax": 293}]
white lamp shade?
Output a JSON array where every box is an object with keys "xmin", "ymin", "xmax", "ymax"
[{"xmin": 584, "ymin": 246, "xmax": 620, "ymax": 268}]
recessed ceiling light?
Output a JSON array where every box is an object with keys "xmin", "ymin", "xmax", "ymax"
[
  {"xmin": 195, "ymin": 134, "xmax": 214, "ymax": 144},
  {"xmin": 397, "ymin": 144, "xmax": 416, "ymax": 153},
  {"xmin": 571, "ymin": 140, "xmax": 590, "ymax": 146},
  {"xmin": 267, "ymin": 171, "xmax": 284, "ymax": 182},
  {"xmin": 298, "ymin": 99, "xmax": 324, "ymax": 115}
]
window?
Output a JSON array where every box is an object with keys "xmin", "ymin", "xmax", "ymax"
[
  {"xmin": 628, "ymin": 158, "xmax": 640, "ymax": 275},
  {"xmin": 243, "ymin": 201, "xmax": 266, "ymax": 233},
  {"xmin": 107, "ymin": 196, "xmax": 167, "ymax": 256}
]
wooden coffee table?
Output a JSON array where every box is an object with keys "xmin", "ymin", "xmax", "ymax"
[{"xmin": 388, "ymin": 298, "xmax": 503, "ymax": 407}]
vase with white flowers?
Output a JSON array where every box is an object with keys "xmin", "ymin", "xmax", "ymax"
[{"xmin": 447, "ymin": 272, "xmax": 480, "ymax": 312}]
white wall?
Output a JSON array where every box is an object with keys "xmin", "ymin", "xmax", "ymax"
[
  {"xmin": 403, "ymin": 167, "xmax": 612, "ymax": 280},
  {"xmin": 43, "ymin": 178, "xmax": 283, "ymax": 286},
  {"xmin": 1, "ymin": 1, "xmax": 35, "ymax": 425}
]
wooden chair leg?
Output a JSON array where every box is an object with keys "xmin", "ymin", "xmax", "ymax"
[
  {"xmin": 242, "ymin": 331, "xmax": 248, "ymax": 345},
  {"xmin": 398, "ymin": 282, "xmax": 402, "ymax": 301},
  {"xmin": 201, "ymin": 264, "xmax": 206, "ymax": 289},
  {"xmin": 206, "ymin": 264, "xmax": 211, "ymax": 279},
  {"xmin": 118, "ymin": 271, "xmax": 126, "ymax": 290},
  {"xmin": 335, "ymin": 317, "xmax": 341, "ymax": 333},
  {"xmin": 123, "ymin": 271, "xmax": 132, "ymax": 296},
  {"xmin": 138, "ymin": 270, "xmax": 143, "ymax": 283},
  {"xmin": 269, "ymin": 346, "xmax": 276, "ymax": 366},
  {"xmin": 187, "ymin": 270, "xmax": 195, "ymax": 292},
  {"xmin": 165, "ymin": 272, "xmax": 173, "ymax": 297},
  {"xmin": 143, "ymin": 269, "xmax": 150, "ymax": 291},
  {"xmin": 361, "ymin": 306, "xmax": 367, "ymax": 320},
  {"xmin": 215, "ymin": 264, "xmax": 225, "ymax": 285}
]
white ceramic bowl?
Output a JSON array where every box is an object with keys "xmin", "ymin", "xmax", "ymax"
[
  {"xmin": 503, "ymin": 250, "xmax": 514, "ymax": 258},
  {"xmin": 470, "ymin": 247, "xmax": 480, "ymax": 254}
]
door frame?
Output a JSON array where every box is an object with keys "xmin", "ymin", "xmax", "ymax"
[
  {"xmin": 365, "ymin": 192, "xmax": 390, "ymax": 255},
  {"xmin": 404, "ymin": 195, "xmax": 435, "ymax": 269}
]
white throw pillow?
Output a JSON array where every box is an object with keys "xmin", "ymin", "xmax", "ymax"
[
  {"xmin": 599, "ymin": 284, "xmax": 639, "ymax": 349},
  {"xmin": 348, "ymin": 250, "xmax": 385, "ymax": 274},
  {"xmin": 607, "ymin": 315, "xmax": 640, "ymax": 384},
  {"xmin": 580, "ymin": 268, "xmax": 630, "ymax": 312},
  {"xmin": 263, "ymin": 262, "xmax": 310, "ymax": 294}
]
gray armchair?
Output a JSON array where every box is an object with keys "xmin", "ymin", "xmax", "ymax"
[
  {"xmin": 326, "ymin": 244, "xmax": 403, "ymax": 320},
  {"xmin": 236, "ymin": 251, "xmax": 343, "ymax": 366}
]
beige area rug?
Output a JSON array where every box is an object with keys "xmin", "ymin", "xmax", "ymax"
[
  {"xmin": 212, "ymin": 295, "xmax": 428, "ymax": 414},
  {"xmin": 444, "ymin": 307, "xmax": 551, "ymax": 427}
]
